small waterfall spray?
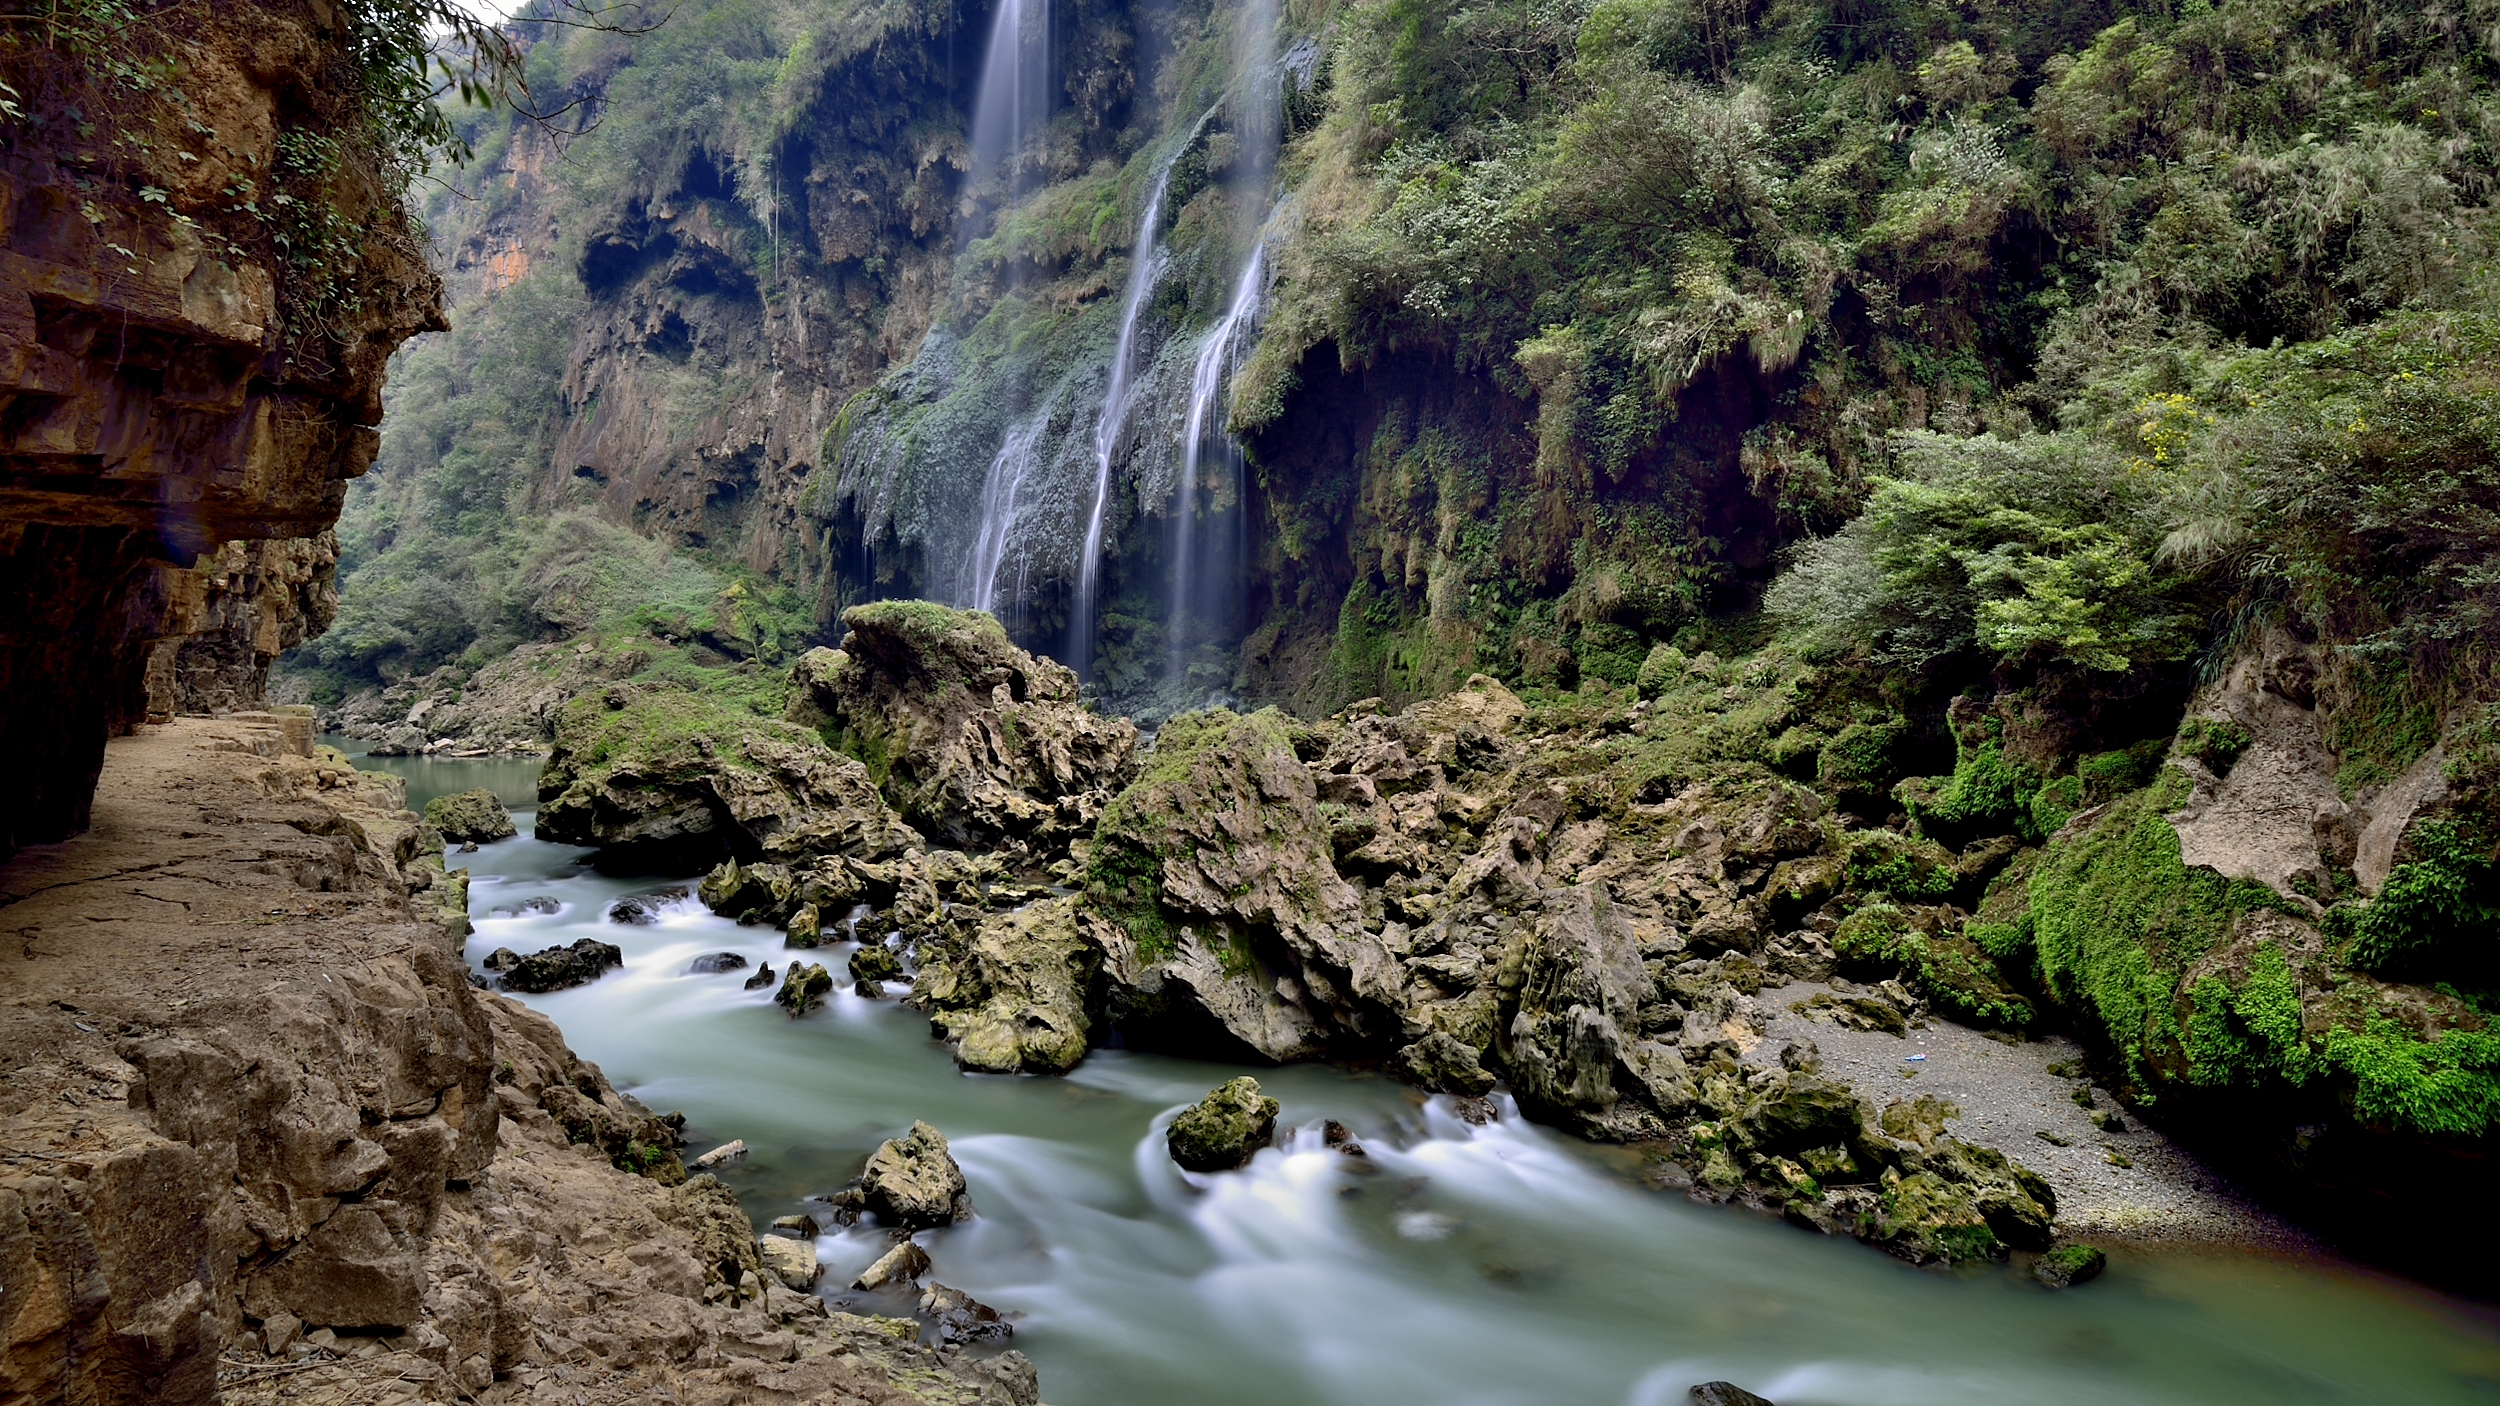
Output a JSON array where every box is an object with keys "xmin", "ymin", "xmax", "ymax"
[{"xmin": 965, "ymin": 408, "xmax": 1051, "ymax": 614}]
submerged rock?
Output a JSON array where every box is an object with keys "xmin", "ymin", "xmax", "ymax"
[
  {"xmin": 1691, "ymin": 1385, "xmax": 1776, "ymax": 1406},
  {"xmin": 689, "ymin": 1140, "xmax": 748, "ymax": 1171},
  {"xmin": 1167, "ymin": 1077, "xmax": 1281, "ymax": 1173},
  {"xmin": 608, "ymin": 888, "xmax": 688, "ymax": 925},
  {"xmin": 770, "ymin": 1213, "xmax": 820, "ymax": 1239},
  {"xmin": 855, "ymin": 1121, "xmax": 972, "ymax": 1229},
  {"xmin": 785, "ymin": 601, "xmax": 1138, "ymax": 855},
  {"xmin": 2034, "ymin": 1243, "xmax": 2109, "ymax": 1288},
  {"xmin": 423, "ymin": 787, "xmax": 516, "ymax": 844},
  {"xmin": 744, "ymin": 962, "xmax": 776, "ymax": 991},
  {"xmin": 686, "ymin": 952, "xmax": 748, "ymax": 975},
  {"xmin": 498, "ymin": 938, "xmax": 624, "ymax": 993},
  {"xmin": 777, "ymin": 962, "xmax": 832, "ymax": 1016}
]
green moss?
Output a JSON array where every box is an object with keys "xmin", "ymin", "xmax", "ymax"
[
  {"xmin": 2332, "ymin": 820, "xmax": 2500, "ymax": 979},
  {"xmin": 1845, "ymin": 830, "xmax": 1957, "ymax": 901},
  {"xmin": 2174, "ymin": 717, "xmax": 2252, "ymax": 774},
  {"xmin": 2027, "ymin": 768, "xmax": 2281, "ymax": 1087},
  {"xmin": 1900, "ymin": 737, "xmax": 2045, "ymax": 841},
  {"xmin": 2183, "ymin": 944, "xmax": 2324, "ymax": 1089},
  {"xmin": 1834, "ymin": 902, "xmax": 2034, "ymax": 1029},
  {"xmin": 1818, "ymin": 719, "xmax": 1906, "ymax": 797},
  {"xmin": 2322, "ymin": 1018, "xmax": 2500, "ymax": 1138}
]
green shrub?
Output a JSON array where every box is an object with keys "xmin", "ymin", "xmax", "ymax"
[{"xmin": 2333, "ymin": 821, "xmax": 2500, "ymax": 980}]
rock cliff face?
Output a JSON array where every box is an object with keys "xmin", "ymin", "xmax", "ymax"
[{"xmin": 0, "ymin": 1, "xmax": 440, "ymax": 858}]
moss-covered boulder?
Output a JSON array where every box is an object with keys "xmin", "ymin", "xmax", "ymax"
[
  {"xmin": 536, "ymin": 679, "xmax": 919, "ymax": 868},
  {"xmin": 1397, "ymin": 1031, "xmax": 1496, "ymax": 1095},
  {"xmin": 1499, "ymin": 883, "xmax": 1661, "ymax": 1136},
  {"xmin": 912, "ymin": 895, "xmax": 1098, "ymax": 1074},
  {"xmin": 1832, "ymin": 901, "xmax": 2034, "ymax": 1030},
  {"xmin": 1087, "ymin": 707, "xmax": 1389, "ymax": 1063},
  {"xmin": 786, "ymin": 601, "xmax": 1138, "ymax": 855},
  {"xmin": 2034, "ymin": 1243, "xmax": 2108, "ymax": 1288},
  {"xmin": 1167, "ymin": 1077, "xmax": 1281, "ymax": 1172},
  {"xmin": 776, "ymin": 962, "xmax": 832, "ymax": 1016},
  {"xmin": 423, "ymin": 788, "xmax": 516, "ymax": 844}
]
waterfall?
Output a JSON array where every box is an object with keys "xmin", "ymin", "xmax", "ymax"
[
  {"xmin": 965, "ymin": 408, "xmax": 1051, "ymax": 614},
  {"xmin": 1067, "ymin": 161, "xmax": 1178, "ymax": 677},
  {"xmin": 1167, "ymin": 243, "xmax": 1267, "ymax": 689},
  {"xmin": 964, "ymin": 0, "xmax": 1052, "ymax": 233}
]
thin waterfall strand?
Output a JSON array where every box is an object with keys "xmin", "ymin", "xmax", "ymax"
[
  {"xmin": 1169, "ymin": 243, "xmax": 1267, "ymax": 682},
  {"xmin": 1068, "ymin": 164, "xmax": 1178, "ymax": 675}
]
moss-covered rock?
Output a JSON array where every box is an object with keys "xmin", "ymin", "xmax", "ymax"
[
  {"xmin": 786, "ymin": 601, "xmax": 1138, "ymax": 855},
  {"xmin": 423, "ymin": 788, "xmax": 516, "ymax": 844},
  {"xmin": 776, "ymin": 962, "xmax": 832, "ymax": 1016},
  {"xmin": 913, "ymin": 895, "xmax": 1099, "ymax": 1074},
  {"xmin": 1832, "ymin": 902, "xmax": 2034, "ymax": 1030},
  {"xmin": 537, "ymin": 680, "xmax": 920, "ymax": 868},
  {"xmin": 856, "ymin": 1121, "xmax": 971, "ymax": 1228},
  {"xmin": 1166, "ymin": 1077, "xmax": 1282, "ymax": 1172},
  {"xmin": 1397, "ymin": 1031, "xmax": 1496, "ymax": 1095},
  {"xmin": 2033, "ymin": 1243, "xmax": 2108, "ymax": 1288}
]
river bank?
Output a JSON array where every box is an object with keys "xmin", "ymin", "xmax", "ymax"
[{"xmin": 0, "ymin": 715, "xmax": 1037, "ymax": 1405}]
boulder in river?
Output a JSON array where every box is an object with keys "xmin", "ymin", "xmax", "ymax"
[
  {"xmin": 770, "ymin": 1213, "xmax": 820, "ymax": 1239},
  {"xmin": 534, "ymin": 677, "xmax": 921, "ymax": 869},
  {"xmin": 687, "ymin": 952, "xmax": 748, "ymax": 975},
  {"xmin": 2034, "ymin": 1244, "xmax": 2109, "ymax": 1288},
  {"xmin": 689, "ymin": 1140, "xmax": 747, "ymax": 1171},
  {"xmin": 609, "ymin": 888, "xmax": 688, "ymax": 925},
  {"xmin": 853, "ymin": 1240, "xmax": 930, "ymax": 1290},
  {"xmin": 482, "ymin": 947, "xmax": 522, "ymax": 973},
  {"xmin": 1691, "ymin": 1385, "xmax": 1776, "ymax": 1406},
  {"xmin": 913, "ymin": 894, "xmax": 1095, "ymax": 1074},
  {"xmin": 784, "ymin": 601, "xmax": 1139, "ymax": 854},
  {"xmin": 787, "ymin": 901, "xmax": 822, "ymax": 947},
  {"xmin": 777, "ymin": 962, "xmax": 832, "ymax": 1016},
  {"xmin": 1167, "ymin": 1077, "xmax": 1281, "ymax": 1173},
  {"xmin": 498, "ymin": 938, "xmax": 624, "ymax": 993},
  {"xmin": 854, "ymin": 1121, "xmax": 971, "ymax": 1228},
  {"xmin": 851, "ymin": 941, "xmax": 903, "ymax": 984},
  {"xmin": 424, "ymin": 788, "xmax": 517, "ymax": 844},
  {"xmin": 744, "ymin": 962, "xmax": 776, "ymax": 991},
  {"xmin": 759, "ymin": 1235, "xmax": 820, "ymax": 1290}
]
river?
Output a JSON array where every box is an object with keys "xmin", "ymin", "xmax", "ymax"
[{"xmin": 358, "ymin": 747, "xmax": 2500, "ymax": 1406}]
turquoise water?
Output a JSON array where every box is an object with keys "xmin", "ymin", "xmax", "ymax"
[{"xmin": 354, "ymin": 747, "xmax": 2500, "ymax": 1406}]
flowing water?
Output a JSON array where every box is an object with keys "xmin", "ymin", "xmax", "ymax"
[
  {"xmin": 1167, "ymin": 241, "xmax": 1266, "ymax": 689},
  {"xmin": 366, "ymin": 749, "xmax": 2500, "ymax": 1406}
]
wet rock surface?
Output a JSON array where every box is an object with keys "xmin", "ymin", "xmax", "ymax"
[
  {"xmin": 495, "ymin": 938, "xmax": 626, "ymax": 993},
  {"xmin": 839, "ymin": 1122, "xmax": 972, "ymax": 1229},
  {"xmin": 1167, "ymin": 1078, "xmax": 1282, "ymax": 1172}
]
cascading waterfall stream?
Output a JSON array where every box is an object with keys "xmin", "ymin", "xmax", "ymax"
[
  {"xmin": 966, "ymin": 407, "xmax": 1052, "ymax": 613},
  {"xmin": 1168, "ymin": 241, "xmax": 1268, "ymax": 688},
  {"xmin": 1069, "ymin": 160, "xmax": 1181, "ymax": 676}
]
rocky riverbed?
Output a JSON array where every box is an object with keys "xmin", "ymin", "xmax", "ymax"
[{"xmin": 0, "ymin": 714, "xmax": 1038, "ymax": 1405}]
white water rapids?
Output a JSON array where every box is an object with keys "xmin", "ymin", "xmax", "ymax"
[{"xmin": 369, "ymin": 750, "xmax": 2500, "ymax": 1406}]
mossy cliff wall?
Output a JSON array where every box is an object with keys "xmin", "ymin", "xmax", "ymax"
[{"xmin": 0, "ymin": 1, "xmax": 442, "ymax": 857}]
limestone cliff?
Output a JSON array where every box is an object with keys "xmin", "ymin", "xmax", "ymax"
[{"xmin": 0, "ymin": 0, "xmax": 440, "ymax": 858}]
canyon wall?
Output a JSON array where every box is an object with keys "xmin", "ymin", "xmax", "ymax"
[{"xmin": 0, "ymin": 0, "xmax": 440, "ymax": 856}]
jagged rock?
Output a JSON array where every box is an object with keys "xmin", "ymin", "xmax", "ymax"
[
  {"xmin": 1501, "ymin": 884, "xmax": 1658, "ymax": 1136},
  {"xmin": 771, "ymin": 1213, "xmax": 821, "ymax": 1239},
  {"xmin": 2034, "ymin": 1244, "xmax": 2109, "ymax": 1288},
  {"xmin": 777, "ymin": 963, "xmax": 832, "ymax": 1016},
  {"xmin": 702, "ymin": 858, "xmax": 801, "ymax": 922},
  {"xmin": 1397, "ymin": 1031, "xmax": 1497, "ymax": 1095},
  {"xmin": 745, "ymin": 963, "xmax": 776, "ymax": 991},
  {"xmin": 853, "ymin": 1240, "xmax": 931, "ymax": 1290},
  {"xmin": 483, "ymin": 947, "xmax": 523, "ymax": 972},
  {"xmin": 686, "ymin": 951, "xmax": 749, "ymax": 975},
  {"xmin": 1691, "ymin": 1384, "xmax": 1776, "ymax": 1406},
  {"xmin": 759, "ymin": 1236, "xmax": 821, "ymax": 1290},
  {"xmin": 914, "ymin": 896, "xmax": 1097, "ymax": 1074},
  {"xmin": 787, "ymin": 901, "xmax": 822, "ymax": 946},
  {"xmin": 498, "ymin": 938, "xmax": 624, "ymax": 993},
  {"xmin": 423, "ymin": 788, "xmax": 517, "ymax": 844},
  {"xmin": 852, "ymin": 942, "xmax": 904, "ymax": 984},
  {"xmin": 535, "ymin": 679, "xmax": 921, "ymax": 867},
  {"xmin": 856, "ymin": 1122, "xmax": 972, "ymax": 1228},
  {"xmin": 1167, "ymin": 1078, "xmax": 1281, "ymax": 1172},
  {"xmin": 785, "ymin": 602, "xmax": 1138, "ymax": 853},
  {"xmin": 1087, "ymin": 707, "xmax": 1389, "ymax": 1062},
  {"xmin": 919, "ymin": 1282, "xmax": 1012, "ymax": 1344},
  {"xmin": 609, "ymin": 888, "xmax": 688, "ymax": 924}
]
